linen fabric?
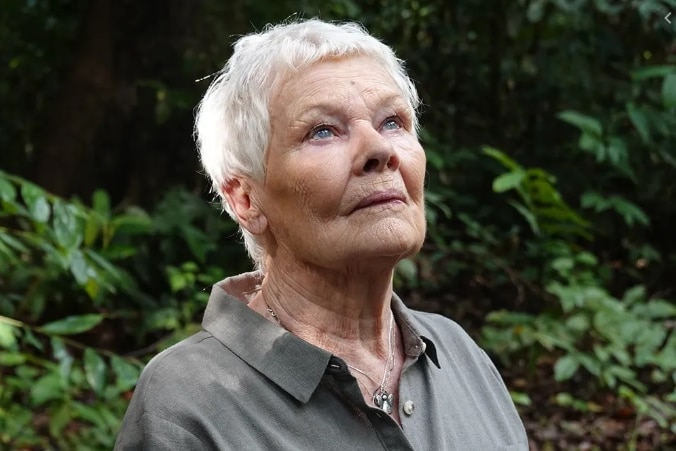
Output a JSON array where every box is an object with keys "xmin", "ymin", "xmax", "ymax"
[{"xmin": 114, "ymin": 272, "xmax": 528, "ymax": 450}]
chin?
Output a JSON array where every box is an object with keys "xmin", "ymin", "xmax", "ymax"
[{"xmin": 353, "ymin": 230, "xmax": 424, "ymax": 261}]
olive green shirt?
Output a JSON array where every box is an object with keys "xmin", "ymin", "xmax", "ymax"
[{"xmin": 115, "ymin": 272, "xmax": 527, "ymax": 450}]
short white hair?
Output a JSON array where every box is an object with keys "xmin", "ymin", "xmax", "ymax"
[{"xmin": 194, "ymin": 18, "xmax": 421, "ymax": 270}]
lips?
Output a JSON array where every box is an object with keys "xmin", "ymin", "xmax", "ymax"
[{"xmin": 352, "ymin": 189, "xmax": 407, "ymax": 212}]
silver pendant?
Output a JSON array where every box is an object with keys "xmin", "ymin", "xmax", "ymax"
[{"xmin": 373, "ymin": 388, "xmax": 393, "ymax": 415}]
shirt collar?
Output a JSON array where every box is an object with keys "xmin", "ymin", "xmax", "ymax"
[
  {"xmin": 391, "ymin": 292, "xmax": 441, "ymax": 368},
  {"xmin": 201, "ymin": 271, "xmax": 440, "ymax": 404}
]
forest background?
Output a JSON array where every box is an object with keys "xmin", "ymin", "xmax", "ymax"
[{"xmin": 1, "ymin": 0, "xmax": 675, "ymax": 449}]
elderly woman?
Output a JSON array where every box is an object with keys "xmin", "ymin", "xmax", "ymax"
[{"xmin": 115, "ymin": 19, "xmax": 527, "ymax": 450}]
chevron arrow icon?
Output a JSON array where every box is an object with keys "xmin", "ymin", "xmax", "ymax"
[{"xmin": 667, "ymin": 12, "xmax": 672, "ymax": 24}]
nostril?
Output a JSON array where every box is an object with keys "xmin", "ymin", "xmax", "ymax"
[{"xmin": 363, "ymin": 158, "xmax": 379, "ymax": 172}]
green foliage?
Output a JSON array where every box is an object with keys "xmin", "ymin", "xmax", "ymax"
[
  {"xmin": 2, "ymin": 0, "xmax": 675, "ymax": 447},
  {"xmin": 481, "ymin": 161, "xmax": 676, "ymax": 432},
  {"xmin": 0, "ymin": 171, "xmax": 246, "ymax": 449},
  {"xmin": 484, "ymin": 146, "xmax": 591, "ymax": 240}
]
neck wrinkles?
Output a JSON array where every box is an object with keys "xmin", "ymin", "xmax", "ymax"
[{"xmin": 252, "ymin": 260, "xmax": 396, "ymax": 359}]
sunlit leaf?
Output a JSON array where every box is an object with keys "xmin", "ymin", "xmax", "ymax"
[
  {"xmin": 492, "ymin": 171, "xmax": 525, "ymax": 193},
  {"xmin": 0, "ymin": 322, "xmax": 17, "ymax": 348},
  {"xmin": 84, "ymin": 347, "xmax": 107, "ymax": 394},
  {"xmin": 53, "ymin": 200, "xmax": 82, "ymax": 250},
  {"xmin": 51, "ymin": 337, "xmax": 74, "ymax": 383},
  {"xmin": 21, "ymin": 182, "xmax": 50, "ymax": 223},
  {"xmin": 69, "ymin": 249, "xmax": 89, "ymax": 285}
]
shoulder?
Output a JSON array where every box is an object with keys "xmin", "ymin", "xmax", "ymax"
[
  {"xmin": 123, "ymin": 330, "xmax": 246, "ymax": 423},
  {"xmin": 116, "ymin": 330, "xmax": 233, "ymax": 448}
]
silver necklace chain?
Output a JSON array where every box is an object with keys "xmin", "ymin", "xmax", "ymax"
[{"xmin": 265, "ymin": 302, "xmax": 396, "ymax": 415}]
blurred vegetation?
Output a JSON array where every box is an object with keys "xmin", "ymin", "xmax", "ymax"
[{"xmin": 1, "ymin": 0, "xmax": 675, "ymax": 449}]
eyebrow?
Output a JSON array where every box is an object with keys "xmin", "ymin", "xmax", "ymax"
[{"xmin": 296, "ymin": 93, "xmax": 409, "ymax": 120}]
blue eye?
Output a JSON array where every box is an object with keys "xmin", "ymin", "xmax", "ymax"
[
  {"xmin": 310, "ymin": 126, "xmax": 334, "ymax": 140},
  {"xmin": 383, "ymin": 118, "xmax": 401, "ymax": 130}
]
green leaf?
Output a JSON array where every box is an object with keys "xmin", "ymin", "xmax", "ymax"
[
  {"xmin": 554, "ymin": 354, "xmax": 580, "ymax": 381},
  {"xmin": 30, "ymin": 372, "xmax": 63, "ymax": 406},
  {"xmin": 0, "ymin": 177, "xmax": 16, "ymax": 202},
  {"xmin": 83, "ymin": 214, "xmax": 101, "ymax": 247},
  {"xmin": 40, "ymin": 314, "xmax": 104, "ymax": 335},
  {"xmin": 482, "ymin": 146, "xmax": 521, "ymax": 171},
  {"xmin": 84, "ymin": 278, "xmax": 101, "ymax": 300},
  {"xmin": 557, "ymin": 110, "xmax": 603, "ymax": 137},
  {"xmin": 52, "ymin": 337, "xmax": 74, "ymax": 383},
  {"xmin": 0, "ymin": 233, "xmax": 29, "ymax": 254},
  {"xmin": 510, "ymin": 391, "xmax": 532, "ymax": 406},
  {"xmin": 84, "ymin": 348, "xmax": 106, "ymax": 394},
  {"xmin": 631, "ymin": 65, "xmax": 676, "ymax": 81},
  {"xmin": 565, "ymin": 314, "xmax": 590, "ymax": 333},
  {"xmin": 167, "ymin": 265, "xmax": 189, "ymax": 292},
  {"xmin": 92, "ymin": 189, "xmax": 111, "ymax": 217},
  {"xmin": 72, "ymin": 400, "xmax": 109, "ymax": 430},
  {"xmin": 21, "ymin": 182, "xmax": 50, "ymax": 223},
  {"xmin": 49, "ymin": 402, "xmax": 72, "ymax": 438},
  {"xmin": 626, "ymin": 102, "xmax": 650, "ymax": 143},
  {"xmin": 622, "ymin": 285, "xmax": 646, "ymax": 305},
  {"xmin": 661, "ymin": 73, "xmax": 676, "ymax": 108},
  {"xmin": 53, "ymin": 200, "xmax": 82, "ymax": 250},
  {"xmin": 69, "ymin": 249, "xmax": 90, "ymax": 285},
  {"xmin": 507, "ymin": 200, "xmax": 540, "ymax": 235},
  {"xmin": 634, "ymin": 300, "xmax": 676, "ymax": 319},
  {"xmin": 609, "ymin": 196, "xmax": 649, "ymax": 226},
  {"xmin": 492, "ymin": 171, "xmax": 525, "ymax": 193},
  {"xmin": 0, "ymin": 351, "xmax": 27, "ymax": 365},
  {"xmin": 110, "ymin": 355, "xmax": 141, "ymax": 391},
  {"xmin": 578, "ymin": 354, "xmax": 601, "ymax": 377},
  {"xmin": 111, "ymin": 213, "xmax": 152, "ymax": 236},
  {"xmin": 581, "ymin": 191, "xmax": 609, "ymax": 211},
  {"xmin": 0, "ymin": 322, "xmax": 17, "ymax": 348}
]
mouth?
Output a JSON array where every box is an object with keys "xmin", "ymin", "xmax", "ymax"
[{"xmin": 352, "ymin": 189, "xmax": 407, "ymax": 212}]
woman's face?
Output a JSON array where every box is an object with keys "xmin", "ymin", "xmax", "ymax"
[{"xmin": 257, "ymin": 55, "xmax": 426, "ymax": 270}]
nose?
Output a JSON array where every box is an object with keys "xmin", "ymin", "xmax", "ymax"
[{"xmin": 354, "ymin": 124, "xmax": 400, "ymax": 175}]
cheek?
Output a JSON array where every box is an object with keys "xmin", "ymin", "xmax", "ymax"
[
  {"xmin": 400, "ymin": 146, "xmax": 426, "ymax": 200},
  {"xmin": 285, "ymin": 157, "xmax": 349, "ymax": 218}
]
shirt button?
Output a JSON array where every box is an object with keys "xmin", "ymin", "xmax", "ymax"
[
  {"xmin": 403, "ymin": 400, "xmax": 415, "ymax": 416},
  {"xmin": 420, "ymin": 341, "xmax": 427, "ymax": 353}
]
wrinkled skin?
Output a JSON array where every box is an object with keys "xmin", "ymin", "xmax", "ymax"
[
  {"xmin": 224, "ymin": 56, "xmax": 428, "ymax": 422},
  {"xmin": 260, "ymin": 55, "xmax": 427, "ymax": 270}
]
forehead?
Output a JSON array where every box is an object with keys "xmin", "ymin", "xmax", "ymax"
[{"xmin": 270, "ymin": 56, "xmax": 405, "ymax": 115}]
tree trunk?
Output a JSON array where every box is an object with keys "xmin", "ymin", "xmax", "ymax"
[{"xmin": 35, "ymin": 0, "xmax": 113, "ymax": 196}]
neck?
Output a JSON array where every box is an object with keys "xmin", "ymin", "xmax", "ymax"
[
  {"xmin": 246, "ymin": 255, "xmax": 405, "ymax": 422},
  {"xmin": 249, "ymin": 255, "xmax": 396, "ymax": 359}
]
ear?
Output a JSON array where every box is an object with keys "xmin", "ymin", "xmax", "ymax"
[{"xmin": 222, "ymin": 178, "xmax": 268, "ymax": 235}]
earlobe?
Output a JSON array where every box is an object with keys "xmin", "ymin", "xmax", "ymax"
[{"xmin": 223, "ymin": 178, "xmax": 268, "ymax": 236}]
